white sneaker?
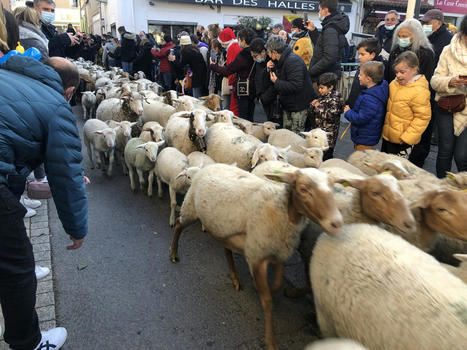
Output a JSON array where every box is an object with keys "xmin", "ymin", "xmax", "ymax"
[
  {"xmin": 33, "ymin": 327, "xmax": 67, "ymax": 350},
  {"xmin": 20, "ymin": 196, "xmax": 42, "ymax": 209},
  {"xmin": 35, "ymin": 265, "xmax": 50, "ymax": 280},
  {"xmin": 24, "ymin": 207, "xmax": 37, "ymax": 218}
]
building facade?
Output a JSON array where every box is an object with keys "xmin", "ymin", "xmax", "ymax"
[{"xmin": 82, "ymin": 0, "xmax": 358, "ymax": 41}]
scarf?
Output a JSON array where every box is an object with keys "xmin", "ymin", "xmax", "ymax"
[{"xmin": 450, "ymin": 33, "xmax": 467, "ymax": 67}]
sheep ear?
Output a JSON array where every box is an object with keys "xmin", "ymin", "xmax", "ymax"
[
  {"xmin": 200, "ymin": 96, "xmax": 208, "ymax": 100},
  {"xmin": 283, "ymin": 145, "xmax": 292, "ymax": 152},
  {"xmin": 321, "ymin": 146, "xmax": 329, "ymax": 151},
  {"xmin": 251, "ymin": 149, "xmax": 260, "ymax": 168},
  {"xmin": 130, "ymin": 122, "xmax": 137, "ymax": 127},
  {"xmin": 300, "ymin": 131, "xmax": 311, "ymax": 137},
  {"xmin": 409, "ymin": 190, "xmax": 440, "ymax": 210},
  {"xmin": 94, "ymin": 130, "xmax": 105, "ymax": 134},
  {"xmin": 334, "ymin": 177, "xmax": 365, "ymax": 190},
  {"xmin": 175, "ymin": 170, "xmax": 186, "ymax": 179},
  {"xmin": 453, "ymin": 254, "xmax": 467, "ymax": 263},
  {"xmin": 365, "ymin": 162, "xmax": 380, "ymax": 171},
  {"xmin": 220, "ymin": 97, "xmax": 224, "ymax": 101},
  {"xmin": 264, "ymin": 170, "xmax": 298, "ymax": 184},
  {"xmin": 273, "ymin": 123, "xmax": 280, "ymax": 127},
  {"xmin": 156, "ymin": 140, "xmax": 165, "ymax": 147},
  {"xmin": 136, "ymin": 143, "xmax": 147, "ymax": 149}
]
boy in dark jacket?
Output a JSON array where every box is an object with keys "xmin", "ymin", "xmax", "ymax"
[
  {"xmin": 310, "ymin": 72, "xmax": 343, "ymax": 160},
  {"xmin": 344, "ymin": 61, "xmax": 389, "ymax": 150},
  {"xmin": 346, "ymin": 37, "xmax": 385, "ymax": 108}
]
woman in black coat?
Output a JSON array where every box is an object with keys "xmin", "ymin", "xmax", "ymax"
[
  {"xmin": 133, "ymin": 38, "xmax": 153, "ymax": 79},
  {"xmin": 169, "ymin": 35, "xmax": 207, "ymax": 98}
]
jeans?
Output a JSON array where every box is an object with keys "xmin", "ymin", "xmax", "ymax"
[
  {"xmin": 192, "ymin": 87, "xmax": 202, "ymax": 99},
  {"xmin": 436, "ymin": 105, "xmax": 467, "ymax": 178},
  {"xmin": 237, "ymin": 98, "xmax": 255, "ymax": 122},
  {"xmin": 122, "ymin": 61, "xmax": 133, "ymax": 73},
  {"xmin": 161, "ymin": 72, "xmax": 175, "ymax": 91},
  {"xmin": 33, "ymin": 164, "xmax": 45, "ymax": 181},
  {"xmin": 222, "ymin": 93, "xmax": 231, "ymax": 110},
  {"xmin": 0, "ymin": 185, "xmax": 41, "ymax": 350}
]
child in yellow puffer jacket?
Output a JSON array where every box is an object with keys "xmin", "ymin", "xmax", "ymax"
[{"xmin": 381, "ymin": 51, "xmax": 431, "ymax": 158}]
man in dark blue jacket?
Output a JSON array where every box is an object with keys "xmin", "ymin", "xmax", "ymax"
[
  {"xmin": 118, "ymin": 25, "xmax": 137, "ymax": 73},
  {"xmin": 34, "ymin": 0, "xmax": 78, "ymax": 57},
  {"xmin": 0, "ymin": 55, "xmax": 88, "ymax": 350}
]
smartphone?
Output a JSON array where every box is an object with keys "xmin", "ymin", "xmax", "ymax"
[
  {"xmin": 460, "ymin": 75, "xmax": 467, "ymax": 79},
  {"xmin": 169, "ymin": 49, "xmax": 174, "ymax": 56},
  {"xmin": 210, "ymin": 50, "xmax": 217, "ymax": 62},
  {"xmin": 303, "ymin": 12, "xmax": 308, "ymax": 22}
]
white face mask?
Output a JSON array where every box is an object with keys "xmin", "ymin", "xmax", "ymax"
[
  {"xmin": 398, "ymin": 37, "xmax": 411, "ymax": 48},
  {"xmin": 41, "ymin": 11, "xmax": 55, "ymax": 24},
  {"xmin": 385, "ymin": 24, "xmax": 396, "ymax": 31},
  {"xmin": 291, "ymin": 30, "xmax": 297, "ymax": 35},
  {"xmin": 423, "ymin": 24, "xmax": 433, "ymax": 36}
]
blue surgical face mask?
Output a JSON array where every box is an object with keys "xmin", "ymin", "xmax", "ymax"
[
  {"xmin": 398, "ymin": 37, "xmax": 411, "ymax": 48},
  {"xmin": 41, "ymin": 11, "xmax": 55, "ymax": 24},
  {"xmin": 319, "ymin": 15, "xmax": 325, "ymax": 22},
  {"xmin": 291, "ymin": 30, "xmax": 297, "ymax": 36},
  {"xmin": 423, "ymin": 24, "xmax": 433, "ymax": 36},
  {"xmin": 255, "ymin": 57, "xmax": 264, "ymax": 63},
  {"xmin": 385, "ymin": 24, "xmax": 396, "ymax": 31}
]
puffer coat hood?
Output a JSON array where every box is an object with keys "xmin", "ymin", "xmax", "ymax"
[{"xmin": 382, "ymin": 75, "xmax": 431, "ymax": 145}]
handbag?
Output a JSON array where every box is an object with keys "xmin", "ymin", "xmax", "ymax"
[
  {"xmin": 237, "ymin": 62, "xmax": 256, "ymax": 97},
  {"xmin": 221, "ymin": 77, "xmax": 230, "ymax": 95},
  {"xmin": 27, "ymin": 180, "xmax": 52, "ymax": 200},
  {"xmin": 438, "ymin": 94, "xmax": 466, "ymax": 114}
]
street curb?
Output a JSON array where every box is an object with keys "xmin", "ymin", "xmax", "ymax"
[{"xmin": 0, "ymin": 199, "xmax": 57, "ymax": 350}]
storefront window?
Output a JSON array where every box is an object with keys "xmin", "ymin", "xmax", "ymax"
[{"xmin": 148, "ymin": 23, "xmax": 196, "ymax": 44}]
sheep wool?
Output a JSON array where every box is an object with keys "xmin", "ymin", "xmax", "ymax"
[{"xmin": 311, "ymin": 223, "xmax": 467, "ymax": 350}]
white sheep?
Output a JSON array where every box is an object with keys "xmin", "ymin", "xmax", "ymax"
[
  {"xmin": 95, "ymin": 76, "xmax": 112, "ymax": 89},
  {"xmin": 170, "ymin": 164, "xmax": 343, "ymax": 350},
  {"xmin": 233, "ymin": 118, "xmax": 279, "ymax": 142},
  {"xmin": 164, "ymin": 110, "xmax": 210, "ymax": 155},
  {"xmin": 268, "ymin": 128, "xmax": 329, "ymax": 153},
  {"xmin": 141, "ymin": 100, "xmax": 176, "ymax": 127},
  {"xmin": 123, "ymin": 138, "xmax": 165, "ymax": 196},
  {"xmin": 442, "ymin": 254, "xmax": 467, "ymax": 283},
  {"xmin": 95, "ymin": 88, "xmax": 106, "ymax": 107},
  {"xmin": 286, "ymin": 147, "xmax": 324, "ymax": 168},
  {"xmin": 187, "ymin": 151, "xmax": 215, "ymax": 168},
  {"xmin": 106, "ymin": 120, "xmax": 135, "ymax": 174},
  {"xmin": 155, "ymin": 147, "xmax": 202, "ymax": 227},
  {"xmin": 96, "ymin": 91, "xmax": 144, "ymax": 123},
  {"xmin": 140, "ymin": 121, "xmax": 164, "ymax": 143},
  {"xmin": 205, "ymin": 123, "xmax": 262, "ymax": 170},
  {"xmin": 81, "ymin": 91, "xmax": 97, "ymax": 120},
  {"xmin": 206, "ymin": 110, "xmax": 235, "ymax": 126},
  {"xmin": 319, "ymin": 158, "xmax": 367, "ymax": 177},
  {"xmin": 251, "ymin": 144, "xmax": 288, "ymax": 168},
  {"xmin": 251, "ymin": 160, "xmax": 297, "ymax": 179},
  {"xmin": 83, "ymin": 119, "xmax": 116, "ymax": 177},
  {"xmin": 305, "ymin": 339, "xmax": 369, "ymax": 350},
  {"xmin": 311, "ymin": 223, "xmax": 467, "ymax": 350}
]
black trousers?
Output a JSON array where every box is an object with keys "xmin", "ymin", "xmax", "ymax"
[
  {"xmin": 0, "ymin": 184, "xmax": 41, "ymax": 350},
  {"xmin": 237, "ymin": 98, "xmax": 255, "ymax": 122},
  {"xmin": 409, "ymin": 109, "xmax": 435, "ymax": 168}
]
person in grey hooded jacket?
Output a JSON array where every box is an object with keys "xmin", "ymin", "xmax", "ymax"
[
  {"xmin": 13, "ymin": 5, "xmax": 49, "ymax": 60},
  {"xmin": 306, "ymin": 0, "xmax": 350, "ymax": 81}
]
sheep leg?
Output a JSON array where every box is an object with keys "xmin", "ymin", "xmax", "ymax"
[
  {"xmin": 83, "ymin": 106, "xmax": 87, "ymax": 120},
  {"xmin": 136, "ymin": 168, "xmax": 145, "ymax": 191},
  {"xmin": 128, "ymin": 166, "xmax": 136, "ymax": 192},
  {"xmin": 224, "ymin": 248, "xmax": 241, "ymax": 291},
  {"xmin": 85, "ymin": 138, "xmax": 94, "ymax": 169},
  {"xmin": 270, "ymin": 263, "xmax": 284, "ymax": 293},
  {"xmin": 169, "ymin": 186, "xmax": 177, "ymax": 227},
  {"xmin": 253, "ymin": 259, "xmax": 278, "ymax": 350},
  {"xmin": 122, "ymin": 155, "xmax": 128, "ymax": 176},
  {"xmin": 147, "ymin": 169, "xmax": 154, "ymax": 197},
  {"xmin": 106, "ymin": 149, "xmax": 114, "ymax": 177},
  {"xmin": 156, "ymin": 175, "xmax": 163, "ymax": 198},
  {"xmin": 170, "ymin": 219, "xmax": 185, "ymax": 263}
]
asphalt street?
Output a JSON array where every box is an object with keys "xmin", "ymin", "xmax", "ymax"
[{"xmin": 49, "ymin": 104, "xmax": 320, "ymax": 350}]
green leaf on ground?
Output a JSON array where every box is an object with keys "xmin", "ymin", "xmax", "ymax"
[{"xmin": 77, "ymin": 262, "xmax": 88, "ymax": 271}]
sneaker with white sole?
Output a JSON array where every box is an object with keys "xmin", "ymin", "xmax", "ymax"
[
  {"xmin": 35, "ymin": 265, "xmax": 50, "ymax": 280},
  {"xmin": 33, "ymin": 327, "xmax": 67, "ymax": 350},
  {"xmin": 24, "ymin": 207, "xmax": 37, "ymax": 218},
  {"xmin": 20, "ymin": 196, "xmax": 42, "ymax": 209}
]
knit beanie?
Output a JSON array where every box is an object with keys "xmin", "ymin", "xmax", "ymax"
[
  {"xmin": 179, "ymin": 35, "xmax": 192, "ymax": 46},
  {"xmin": 218, "ymin": 27, "xmax": 236, "ymax": 44},
  {"xmin": 291, "ymin": 18, "xmax": 305, "ymax": 31}
]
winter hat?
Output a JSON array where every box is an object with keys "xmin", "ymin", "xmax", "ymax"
[
  {"xmin": 179, "ymin": 35, "xmax": 192, "ymax": 46},
  {"xmin": 291, "ymin": 18, "xmax": 305, "ymax": 31},
  {"xmin": 218, "ymin": 27, "xmax": 236, "ymax": 44},
  {"xmin": 420, "ymin": 9, "xmax": 444, "ymax": 23}
]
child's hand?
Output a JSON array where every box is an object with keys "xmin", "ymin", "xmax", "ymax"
[
  {"xmin": 344, "ymin": 105, "xmax": 350, "ymax": 113},
  {"xmin": 84, "ymin": 176, "xmax": 91, "ymax": 185},
  {"xmin": 311, "ymin": 99, "xmax": 319, "ymax": 107}
]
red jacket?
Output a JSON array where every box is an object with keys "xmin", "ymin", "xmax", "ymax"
[{"xmin": 151, "ymin": 42, "xmax": 175, "ymax": 73}]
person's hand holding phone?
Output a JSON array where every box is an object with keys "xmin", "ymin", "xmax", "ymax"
[{"xmin": 449, "ymin": 76, "xmax": 467, "ymax": 87}]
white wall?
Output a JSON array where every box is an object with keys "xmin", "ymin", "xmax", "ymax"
[{"xmin": 101, "ymin": 0, "xmax": 358, "ymax": 38}]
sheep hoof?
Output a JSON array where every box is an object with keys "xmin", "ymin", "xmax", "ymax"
[
  {"xmin": 232, "ymin": 278, "xmax": 241, "ymax": 292},
  {"xmin": 284, "ymin": 287, "xmax": 311, "ymax": 299},
  {"xmin": 170, "ymin": 250, "xmax": 179, "ymax": 263},
  {"xmin": 175, "ymin": 205, "xmax": 181, "ymax": 212},
  {"xmin": 201, "ymin": 224, "xmax": 206, "ymax": 232}
]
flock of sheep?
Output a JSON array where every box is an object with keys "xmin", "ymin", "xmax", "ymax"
[{"xmin": 73, "ymin": 57, "xmax": 467, "ymax": 350}]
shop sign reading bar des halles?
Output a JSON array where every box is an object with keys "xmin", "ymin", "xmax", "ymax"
[{"xmin": 161, "ymin": 0, "xmax": 352, "ymax": 13}]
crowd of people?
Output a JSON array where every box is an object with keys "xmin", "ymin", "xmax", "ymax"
[{"xmin": 1, "ymin": 0, "xmax": 467, "ymax": 349}]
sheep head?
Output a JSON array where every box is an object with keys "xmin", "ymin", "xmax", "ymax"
[
  {"xmin": 410, "ymin": 189, "xmax": 467, "ymax": 242},
  {"xmin": 365, "ymin": 160, "xmax": 411, "ymax": 179},
  {"xmin": 251, "ymin": 144, "xmax": 289, "ymax": 169},
  {"xmin": 200, "ymin": 94, "xmax": 223, "ymax": 111},
  {"xmin": 121, "ymin": 91, "xmax": 144, "ymax": 117},
  {"xmin": 337, "ymin": 174, "xmax": 416, "ymax": 234},
  {"xmin": 445, "ymin": 171, "xmax": 467, "ymax": 189},
  {"xmin": 265, "ymin": 168, "xmax": 343, "ymax": 236},
  {"xmin": 94, "ymin": 128, "xmax": 117, "ymax": 148},
  {"xmin": 136, "ymin": 140, "xmax": 165, "ymax": 163},
  {"xmin": 301, "ymin": 146, "xmax": 325, "ymax": 168},
  {"xmin": 209, "ymin": 110, "xmax": 234, "ymax": 125},
  {"xmin": 301, "ymin": 128, "xmax": 330, "ymax": 149},
  {"xmin": 260, "ymin": 121, "xmax": 279, "ymax": 137}
]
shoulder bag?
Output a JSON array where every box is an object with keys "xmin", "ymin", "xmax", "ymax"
[
  {"xmin": 438, "ymin": 94, "xmax": 466, "ymax": 114},
  {"xmin": 237, "ymin": 62, "xmax": 256, "ymax": 97}
]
